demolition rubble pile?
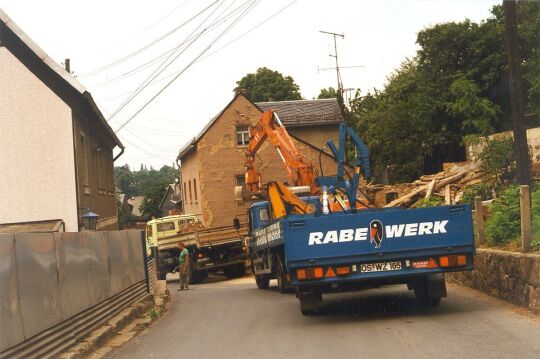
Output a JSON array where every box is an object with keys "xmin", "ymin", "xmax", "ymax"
[{"xmin": 368, "ymin": 169, "xmax": 486, "ymax": 208}]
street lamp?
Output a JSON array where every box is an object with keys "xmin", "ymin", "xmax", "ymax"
[{"xmin": 81, "ymin": 210, "xmax": 99, "ymax": 230}]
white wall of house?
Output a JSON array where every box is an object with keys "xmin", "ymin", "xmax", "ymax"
[{"xmin": 0, "ymin": 47, "xmax": 79, "ymax": 231}]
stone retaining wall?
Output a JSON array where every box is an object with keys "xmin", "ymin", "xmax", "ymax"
[{"xmin": 447, "ymin": 248, "xmax": 540, "ymax": 313}]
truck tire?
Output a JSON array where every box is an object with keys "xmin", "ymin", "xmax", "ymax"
[
  {"xmin": 224, "ymin": 263, "xmax": 245, "ymax": 279},
  {"xmin": 275, "ymin": 256, "xmax": 292, "ymax": 294},
  {"xmin": 299, "ymin": 292, "xmax": 321, "ymax": 315},
  {"xmin": 414, "ymin": 274, "xmax": 446, "ymax": 306},
  {"xmin": 158, "ymin": 271, "xmax": 167, "ymax": 280},
  {"xmin": 255, "ymin": 274, "xmax": 270, "ymax": 289}
]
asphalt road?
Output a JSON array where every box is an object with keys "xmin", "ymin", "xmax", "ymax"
[{"xmin": 106, "ymin": 275, "xmax": 540, "ymax": 359}]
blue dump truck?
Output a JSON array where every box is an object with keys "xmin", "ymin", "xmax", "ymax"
[
  {"xmin": 244, "ymin": 120, "xmax": 475, "ymax": 315},
  {"xmin": 249, "ymin": 199, "xmax": 475, "ymax": 315}
]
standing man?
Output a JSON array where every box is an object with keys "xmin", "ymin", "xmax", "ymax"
[{"xmin": 177, "ymin": 242, "xmax": 190, "ymax": 291}]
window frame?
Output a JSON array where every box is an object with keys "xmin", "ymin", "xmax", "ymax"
[{"xmin": 236, "ymin": 126, "xmax": 250, "ymax": 147}]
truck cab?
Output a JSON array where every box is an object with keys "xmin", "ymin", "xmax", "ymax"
[
  {"xmin": 145, "ymin": 214, "xmax": 199, "ymax": 255},
  {"xmin": 248, "ymin": 197, "xmax": 321, "ymax": 292}
]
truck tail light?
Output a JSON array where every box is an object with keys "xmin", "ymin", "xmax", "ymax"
[
  {"xmin": 296, "ymin": 267, "xmax": 324, "ymax": 280},
  {"xmin": 197, "ymin": 253, "xmax": 204, "ymax": 259},
  {"xmin": 336, "ymin": 266, "xmax": 350, "ymax": 275},
  {"xmin": 439, "ymin": 255, "xmax": 466, "ymax": 267}
]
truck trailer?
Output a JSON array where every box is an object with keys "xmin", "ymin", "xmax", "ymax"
[{"xmin": 147, "ymin": 214, "xmax": 248, "ymax": 284}]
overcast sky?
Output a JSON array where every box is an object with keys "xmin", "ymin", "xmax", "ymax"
[{"xmin": 1, "ymin": 0, "xmax": 500, "ymax": 169}]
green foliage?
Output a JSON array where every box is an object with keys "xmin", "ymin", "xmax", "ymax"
[
  {"xmin": 139, "ymin": 182, "xmax": 167, "ymax": 218},
  {"xmin": 414, "ymin": 197, "xmax": 444, "ymax": 208},
  {"xmin": 485, "ymin": 186, "xmax": 520, "ymax": 245},
  {"xmin": 477, "ymin": 136, "xmax": 516, "ymax": 183},
  {"xmin": 235, "ymin": 67, "xmax": 302, "ymax": 102},
  {"xmin": 347, "ymin": 2, "xmax": 539, "ymax": 183},
  {"xmin": 114, "ymin": 164, "xmax": 177, "ymax": 219},
  {"xmin": 147, "ymin": 308, "xmax": 161, "ymax": 320},
  {"xmin": 317, "ymin": 87, "xmax": 338, "ymax": 99},
  {"xmin": 117, "ymin": 200, "xmax": 138, "ymax": 229},
  {"xmin": 461, "ymin": 183, "xmax": 497, "ymax": 204}
]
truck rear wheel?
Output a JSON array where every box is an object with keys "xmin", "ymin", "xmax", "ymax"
[
  {"xmin": 299, "ymin": 292, "xmax": 321, "ymax": 315},
  {"xmin": 414, "ymin": 274, "xmax": 446, "ymax": 306},
  {"xmin": 275, "ymin": 256, "xmax": 292, "ymax": 294},
  {"xmin": 158, "ymin": 271, "xmax": 167, "ymax": 280},
  {"xmin": 255, "ymin": 274, "xmax": 270, "ymax": 289},
  {"xmin": 224, "ymin": 263, "xmax": 246, "ymax": 279}
]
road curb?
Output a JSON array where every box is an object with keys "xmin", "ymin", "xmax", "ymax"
[{"xmin": 60, "ymin": 280, "xmax": 169, "ymax": 359}]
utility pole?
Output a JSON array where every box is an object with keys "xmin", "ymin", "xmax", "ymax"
[
  {"xmin": 320, "ymin": 31, "xmax": 345, "ymax": 96},
  {"xmin": 503, "ymin": 0, "xmax": 531, "ymax": 187}
]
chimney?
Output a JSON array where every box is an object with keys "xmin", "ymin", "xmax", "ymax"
[
  {"xmin": 64, "ymin": 58, "xmax": 70, "ymax": 73},
  {"xmin": 234, "ymin": 87, "xmax": 246, "ymax": 96}
]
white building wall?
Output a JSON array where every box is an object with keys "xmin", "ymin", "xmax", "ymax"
[{"xmin": 0, "ymin": 47, "xmax": 79, "ymax": 231}]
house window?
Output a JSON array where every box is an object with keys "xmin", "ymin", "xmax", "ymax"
[
  {"xmin": 193, "ymin": 179, "xmax": 198, "ymax": 202},
  {"xmin": 236, "ymin": 126, "xmax": 250, "ymax": 146},
  {"xmin": 184, "ymin": 182, "xmax": 187, "ymax": 202},
  {"xmin": 188, "ymin": 180, "xmax": 193, "ymax": 203},
  {"xmin": 235, "ymin": 175, "xmax": 245, "ymax": 187},
  {"xmin": 80, "ymin": 132, "xmax": 90, "ymax": 194}
]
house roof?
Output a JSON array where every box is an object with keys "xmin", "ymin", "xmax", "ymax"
[
  {"xmin": 177, "ymin": 95, "xmax": 343, "ymax": 160},
  {"xmin": 255, "ymin": 98, "xmax": 343, "ymax": 127},
  {"xmin": 159, "ymin": 184, "xmax": 182, "ymax": 210},
  {"xmin": 0, "ymin": 8, "xmax": 123, "ymax": 151}
]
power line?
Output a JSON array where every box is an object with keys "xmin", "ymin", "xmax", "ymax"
[
  {"xmin": 107, "ymin": 0, "xmax": 229, "ymax": 121},
  {"xmin": 79, "ymin": 0, "xmax": 219, "ymax": 77},
  {"xmin": 114, "ymin": 0, "xmax": 259, "ymax": 133},
  {"xmin": 123, "ymin": 0, "xmax": 298, "ymax": 87},
  {"xmin": 122, "ymin": 0, "xmax": 191, "ymax": 44},
  {"xmin": 107, "ymin": 0, "xmax": 253, "ymax": 122},
  {"xmin": 88, "ymin": 0, "xmax": 254, "ymax": 89},
  {"xmin": 200, "ymin": 0, "xmax": 298, "ymax": 61}
]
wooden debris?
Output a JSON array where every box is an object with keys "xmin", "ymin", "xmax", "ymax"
[
  {"xmin": 380, "ymin": 169, "xmax": 487, "ymax": 208},
  {"xmin": 424, "ymin": 179, "xmax": 436, "ymax": 200}
]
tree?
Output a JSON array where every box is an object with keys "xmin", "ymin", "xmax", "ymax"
[
  {"xmin": 347, "ymin": 2, "xmax": 539, "ymax": 183},
  {"xmin": 235, "ymin": 67, "xmax": 302, "ymax": 102},
  {"xmin": 139, "ymin": 182, "xmax": 166, "ymax": 218},
  {"xmin": 114, "ymin": 164, "xmax": 177, "ymax": 218},
  {"xmin": 317, "ymin": 87, "xmax": 338, "ymax": 99}
]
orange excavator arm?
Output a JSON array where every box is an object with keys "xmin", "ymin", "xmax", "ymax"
[{"xmin": 245, "ymin": 109, "xmax": 318, "ymax": 194}]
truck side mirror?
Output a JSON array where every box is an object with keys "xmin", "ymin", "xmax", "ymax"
[{"xmin": 233, "ymin": 218, "xmax": 241, "ymax": 230}]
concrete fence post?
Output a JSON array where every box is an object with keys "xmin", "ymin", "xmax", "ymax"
[
  {"xmin": 474, "ymin": 196, "xmax": 485, "ymax": 245},
  {"xmin": 520, "ymin": 185, "xmax": 532, "ymax": 252}
]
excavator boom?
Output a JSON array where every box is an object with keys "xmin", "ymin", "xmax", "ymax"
[{"xmin": 244, "ymin": 110, "xmax": 318, "ymax": 194}]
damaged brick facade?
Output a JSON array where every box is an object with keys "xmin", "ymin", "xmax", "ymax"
[{"xmin": 177, "ymin": 94, "xmax": 342, "ymax": 228}]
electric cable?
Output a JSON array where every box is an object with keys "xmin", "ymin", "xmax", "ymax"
[
  {"xmin": 79, "ymin": 0, "xmax": 219, "ymax": 77},
  {"xmin": 107, "ymin": 0, "xmax": 230, "ymax": 122},
  {"xmin": 88, "ymin": 0, "xmax": 253, "ymax": 89},
  {"xmin": 114, "ymin": 0, "xmax": 259, "ymax": 133},
  {"xmin": 108, "ymin": 0, "xmax": 295, "ymax": 92}
]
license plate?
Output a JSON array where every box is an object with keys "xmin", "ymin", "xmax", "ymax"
[{"xmin": 360, "ymin": 261, "xmax": 402, "ymax": 273}]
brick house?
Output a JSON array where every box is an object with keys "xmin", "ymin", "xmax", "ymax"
[
  {"xmin": 0, "ymin": 9, "xmax": 124, "ymax": 231},
  {"xmin": 176, "ymin": 93, "xmax": 342, "ymax": 228}
]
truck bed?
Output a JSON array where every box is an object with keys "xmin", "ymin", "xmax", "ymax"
[
  {"xmin": 252, "ymin": 204, "xmax": 475, "ymax": 285},
  {"xmin": 158, "ymin": 224, "xmax": 248, "ymax": 250}
]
